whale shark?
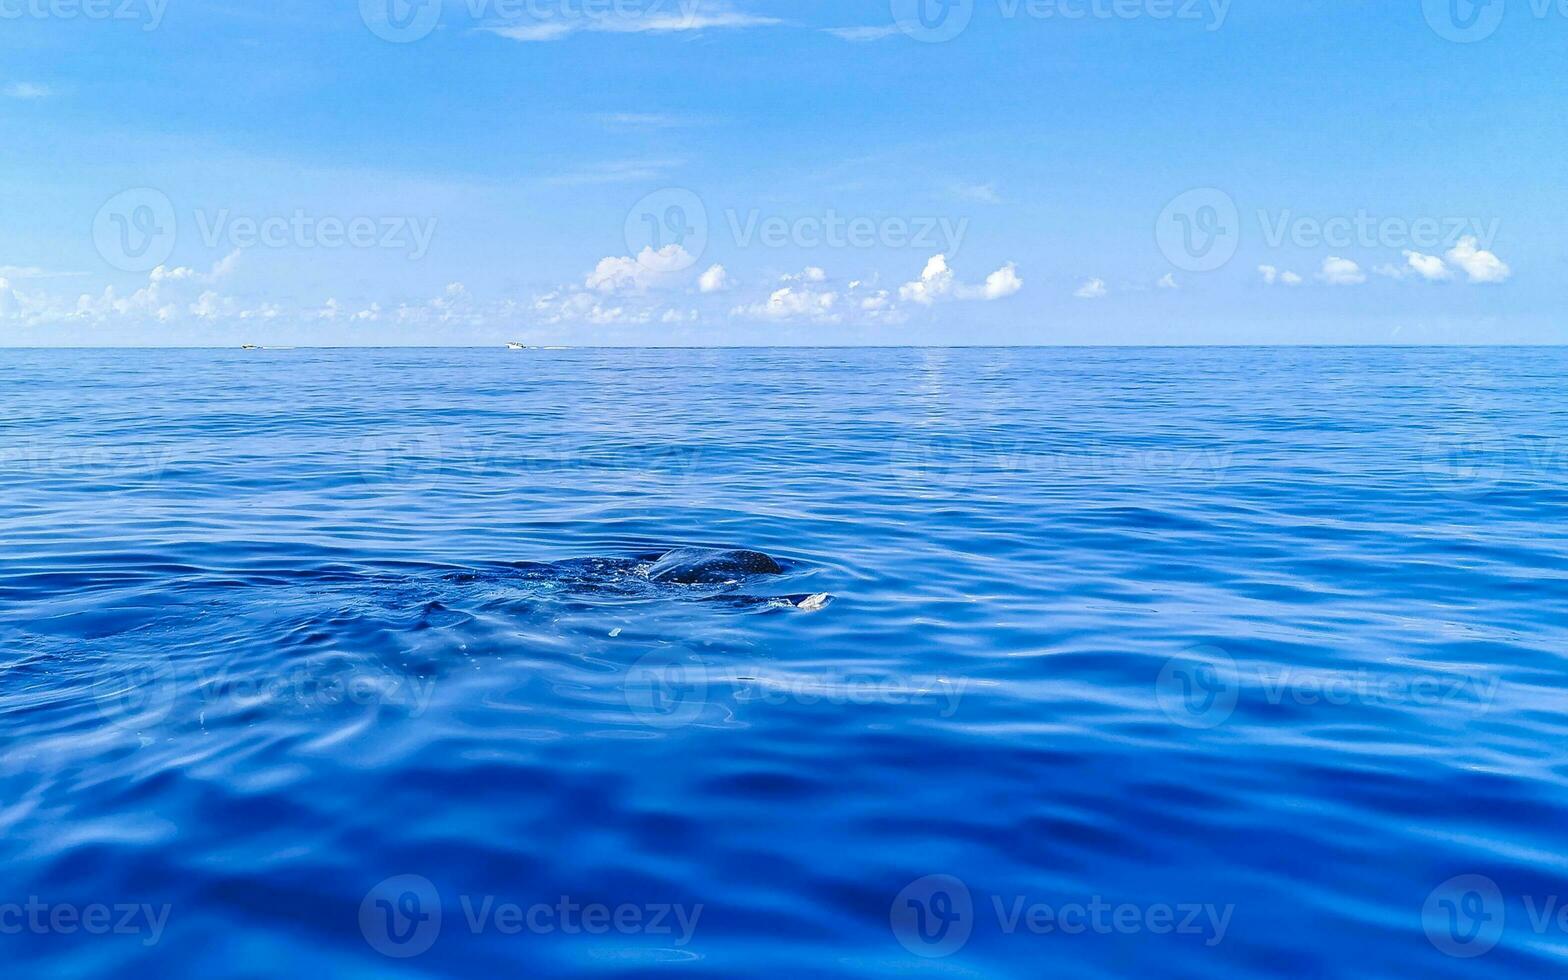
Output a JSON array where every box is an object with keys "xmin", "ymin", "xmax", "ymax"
[
  {"xmin": 473, "ymin": 547, "xmax": 832, "ymax": 612},
  {"xmin": 644, "ymin": 548, "xmax": 828, "ymax": 611}
]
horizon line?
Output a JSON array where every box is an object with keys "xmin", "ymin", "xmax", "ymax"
[{"xmin": 2, "ymin": 343, "xmax": 1566, "ymax": 351}]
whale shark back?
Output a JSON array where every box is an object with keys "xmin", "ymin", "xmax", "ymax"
[{"xmin": 646, "ymin": 548, "xmax": 784, "ymax": 585}]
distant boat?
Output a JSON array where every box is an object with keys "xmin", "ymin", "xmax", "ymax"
[
  {"xmin": 506, "ymin": 342, "xmax": 527, "ymax": 350},
  {"xmin": 241, "ymin": 344, "xmax": 261, "ymax": 350}
]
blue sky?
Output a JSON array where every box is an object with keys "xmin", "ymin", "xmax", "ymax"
[{"xmin": 0, "ymin": 0, "xmax": 1562, "ymax": 345}]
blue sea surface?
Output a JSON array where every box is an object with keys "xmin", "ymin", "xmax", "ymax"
[{"xmin": 2, "ymin": 347, "xmax": 1566, "ymax": 977}]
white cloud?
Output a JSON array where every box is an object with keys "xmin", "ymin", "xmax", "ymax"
[
  {"xmin": 486, "ymin": 8, "xmax": 780, "ymax": 42},
  {"xmin": 844, "ymin": 281, "xmax": 906, "ymax": 323},
  {"xmin": 238, "ymin": 303, "xmax": 281, "ymax": 321},
  {"xmin": 1446, "ymin": 236, "xmax": 1511, "ymax": 283},
  {"xmin": 733, "ymin": 284, "xmax": 840, "ymax": 322},
  {"xmin": 533, "ymin": 249, "xmax": 702, "ymax": 325},
  {"xmin": 1259, "ymin": 265, "xmax": 1303, "ymax": 286},
  {"xmin": 982, "ymin": 263, "xmax": 1023, "ymax": 299},
  {"xmin": 1157, "ymin": 273, "xmax": 1178, "ymax": 290},
  {"xmin": 149, "ymin": 250, "xmax": 241, "ymax": 287},
  {"xmin": 698, "ymin": 264, "xmax": 729, "ymax": 293},
  {"xmin": 151, "ymin": 264, "xmax": 196, "ymax": 283},
  {"xmin": 1318, "ymin": 257, "xmax": 1366, "ymax": 286},
  {"xmin": 585, "ymin": 244, "xmax": 693, "ymax": 293},
  {"xmin": 898, "ymin": 254, "xmax": 1022, "ymax": 305},
  {"xmin": 899, "ymin": 254, "xmax": 955, "ymax": 305},
  {"xmin": 0, "ymin": 265, "xmax": 82, "ymax": 280},
  {"xmin": 1375, "ymin": 250, "xmax": 1453, "ymax": 282},
  {"xmin": 208, "ymin": 249, "xmax": 242, "ymax": 282},
  {"xmin": 69, "ymin": 253, "xmax": 243, "ymax": 324},
  {"xmin": 1074, "ymin": 277, "xmax": 1107, "ymax": 299},
  {"xmin": 190, "ymin": 291, "xmax": 224, "ymax": 319},
  {"xmin": 4, "ymin": 83, "xmax": 49, "ymax": 100},
  {"xmin": 605, "ymin": 11, "xmax": 781, "ymax": 33},
  {"xmin": 592, "ymin": 112, "xmax": 699, "ymax": 130},
  {"xmin": 952, "ymin": 182, "xmax": 1002, "ymax": 204},
  {"xmin": 544, "ymin": 158, "xmax": 682, "ymax": 186},
  {"xmin": 823, "ymin": 25, "xmax": 901, "ymax": 41},
  {"xmin": 487, "ymin": 22, "xmax": 577, "ymax": 42},
  {"xmin": 780, "ymin": 267, "xmax": 827, "ymax": 284},
  {"xmin": 534, "ymin": 289, "xmax": 648, "ymax": 325},
  {"xmin": 859, "ymin": 290, "xmax": 891, "ymax": 311},
  {"xmin": 1405, "ymin": 250, "xmax": 1452, "ymax": 281}
]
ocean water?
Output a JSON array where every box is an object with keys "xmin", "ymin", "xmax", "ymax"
[{"xmin": 2, "ymin": 346, "xmax": 1566, "ymax": 977}]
